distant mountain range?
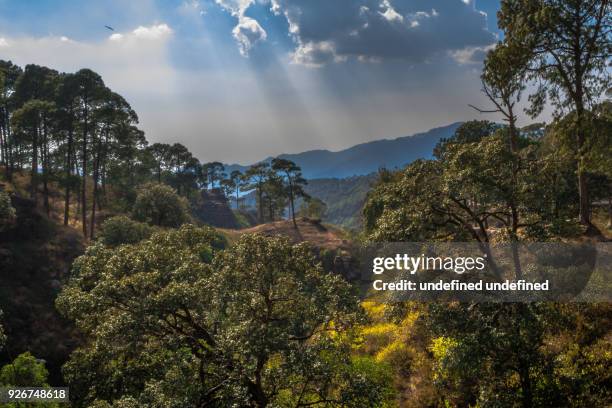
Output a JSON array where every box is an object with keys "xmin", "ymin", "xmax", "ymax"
[{"xmin": 225, "ymin": 122, "xmax": 462, "ymax": 179}]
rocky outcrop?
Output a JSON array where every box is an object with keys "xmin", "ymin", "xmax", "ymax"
[{"xmin": 192, "ymin": 189, "xmax": 239, "ymax": 229}]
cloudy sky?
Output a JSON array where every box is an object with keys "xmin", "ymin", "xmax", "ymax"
[{"xmin": 0, "ymin": 0, "xmax": 530, "ymax": 164}]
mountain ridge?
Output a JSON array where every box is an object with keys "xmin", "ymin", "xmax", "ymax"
[{"xmin": 225, "ymin": 122, "xmax": 462, "ymax": 179}]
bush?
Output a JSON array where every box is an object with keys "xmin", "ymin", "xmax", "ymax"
[
  {"xmin": 0, "ymin": 352, "xmax": 50, "ymax": 387},
  {"xmin": 132, "ymin": 183, "xmax": 190, "ymax": 228},
  {"xmin": 98, "ymin": 215, "xmax": 155, "ymax": 247}
]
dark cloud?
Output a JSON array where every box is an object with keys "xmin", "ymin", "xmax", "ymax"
[{"xmin": 268, "ymin": 0, "xmax": 496, "ymax": 66}]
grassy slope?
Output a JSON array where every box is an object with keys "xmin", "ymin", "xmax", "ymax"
[{"xmin": 219, "ymin": 217, "xmax": 351, "ymax": 251}]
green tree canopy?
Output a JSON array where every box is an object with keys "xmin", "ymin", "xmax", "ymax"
[
  {"xmin": 56, "ymin": 227, "xmax": 391, "ymax": 407},
  {"xmin": 132, "ymin": 183, "xmax": 190, "ymax": 228},
  {"xmin": 97, "ymin": 215, "xmax": 155, "ymax": 247},
  {"xmin": 0, "ymin": 352, "xmax": 51, "ymax": 387}
]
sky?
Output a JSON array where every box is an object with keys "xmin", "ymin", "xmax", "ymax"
[{"xmin": 0, "ymin": 0, "xmax": 538, "ymax": 164}]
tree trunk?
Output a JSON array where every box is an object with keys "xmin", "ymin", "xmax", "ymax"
[
  {"xmin": 507, "ymin": 109, "xmax": 518, "ymax": 154},
  {"xmin": 31, "ymin": 126, "xmax": 38, "ymax": 205},
  {"xmin": 510, "ymin": 204, "xmax": 522, "ymax": 279},
  {"xmin": 607, "ymin": 195, "xmax": 612, "ymax": 229},
  {"xmin": 0, "ymin": 124, "xmax": 5, "ymax": 170},
  {"xmin": 90, "ymin": 134, "xmax": 100, "ymax": 240},
  {"xmin": 81, "ymin": 104, "xmax": 88, "ymax": 238},
  {"xmin": 578, "ymin": 166, "xmax": 590, "ymax": 225},
  {"xmin": 42, "ymin": 118, "xmax": 50, "ymax": 216},
  {"xmin": 4, "ymin": 103, "xmax": 13, "ymax": 181},
  {"xmin": 289, "ymin": 179, "xmax": 297, "ymax": 228},
  {"xmin": 64, "ymin": 124, "xmax": 74, "ymax": 225},
  {"xmin": 518, "ymin": 359, "xmax": 533, "ymax": 408},
  {"xmin": 257, "ymin": 187, "xmax": 264, "ymax": 223}
]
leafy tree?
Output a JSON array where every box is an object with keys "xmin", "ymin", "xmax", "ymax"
[
  {"xmin": 0, "ymin": 352, "xmax": 60, "ymax": 408},
  {"xmin": 298, "ymin": 197, "xmax": 327, "ymax": 220},
  {"xmin": 473, "ymin": 42, "xmax": 530, "ymax": 152},
  {"xmin": 272, "ymin": 158, "xmax": 309, "ymax": 228},
  {"xmin": 12, "ymin": 99, "xmax": 55, "ymax": 209},
  {"xmin": 0, "ymin": 352, "xmax": 51, "ymax": 387},
  {"xmin": 72, "ymin": 69, "xmax": 107, "ymax": 237},
  {"xmin": 146, "ymin": 143, "xmax": 172, "ymax": 183},
  {"xmin": 165, "ymin": 143, "xmax": 200, "ymax": 197},
  {"xmin": 365, "ymin": 124, "xmax": 549, "ymax": 278},
  {"xmin": 12, "ymin": 63, "xmax": 58, "ymax": 213},
  {"xmin": 104, "ymin": 124, "xmax": 149, "ymax": 212},
  {"xmin": 245, "ymin": 162, "xmax": 270, "ymax": 223},
  {"xmin": 203, "ymin": 161, "xmax": 225, "ymax": 190},
  {"xmin": 97, "ymin": 215, "xmax": 155, "ymax": 247},
  {"xmin": 499, "ymin": 0, "xmax": 612, "ymax": 227},
  {"xmin": 132, "ymin": 183, "xmax": 190, "ymax": 228},
  {"xmin": 261, "ymin": 170, "xmax": 287, "ymax": 222},
  {"xmin": 426, "ymin": 304, "xmax": 552, "ymax": 407},
  {"xmin": 433, "ymin": 120, "xmax": 498, "ymax": 159},
  {"xmin": 55, "ymin": 72, "xmax": 81, "ymax": 226},
  {"xmin": 88, "ymin": 90, "xmax": 138, "ymax": 239},
  {"xmin": 0, "ymin": 60, "xmax": 23, "ymax": 181},
  {"xmin": 57, "ymin": 227, "xmax": 389, "ymax": 406},
  {"xmin": 225, "ymin": 170, "xmax": 244, "ymax": 209},
  {"xmin": 220, "ymin": 176, "xmax": 235, "ymax": 201}
]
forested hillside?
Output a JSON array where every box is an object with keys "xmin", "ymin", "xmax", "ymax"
[
  {"xmin": 0, "ymin": 0, "xmax": 610, "ymax": 407},
  {"xmin": 303, "ymin": 174, "xmax": 377, "ymax": 230}
]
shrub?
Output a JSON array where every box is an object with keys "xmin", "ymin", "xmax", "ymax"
[
  {"xmin": 132, "ymin": 183, "xmax": 190, "ymax": 228},
  {"xmin": 98, "ymin": 215, "xmax": 155, "ymax": 247},
  {"xmin": 0, "ymin": 191, "xmax": 16, "ymax": 231}
]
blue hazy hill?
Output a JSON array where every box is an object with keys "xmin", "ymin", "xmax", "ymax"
[{"xmin": 225, "ymin": 122, "xmax": 462, "ymax": 179}]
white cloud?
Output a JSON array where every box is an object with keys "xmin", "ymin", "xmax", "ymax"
[
  {"xmin": 215, "ymin": 0, "xmax": 267, "ymax": 56},
  {"xmin": 233, "ymin": 16, "xmax": 267, "ymax": 56},
  {"xmin": 0, "ymin": 24, "xmax": 176, "ymax": 97},
  {"xmin": 292, "ymin": 41, "xmax": 345, "ymax": 67},
  {"xmin": 132, "ymin": 23, "xmax": 173, "ymax": 40},
  {"xmin": 380, "ymin": 0, "xmax": 403, "ymax": 23},
  {"xmin": 450, "ymin": 44, "xmax": 495, "ymax": 65},
  {"xmin": 265, "ymin": 0, "xmax": 496, "ymax": 66}
]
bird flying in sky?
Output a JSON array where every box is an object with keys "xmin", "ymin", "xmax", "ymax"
[{"xmin": 104, "ymin": 25, "xmax": 114, "ymax": 31}]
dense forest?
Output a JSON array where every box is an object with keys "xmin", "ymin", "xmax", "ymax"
[{"xmin": 0, "ymin": 0, "xmax": 611, "ymax": 407}]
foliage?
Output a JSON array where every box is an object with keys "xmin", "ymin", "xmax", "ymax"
[
  {"xmin": 0, "ymin": 310, "xmax": 5, "ymax": 350},
  {"xmin": 0, "ymin": 352, "xmax": 60, "ymax": 408},
  {"xmin": 57, "ymin": 227, "xmax": 392, "ymax": 406},
  {"xmin": 498, "ymin": 0, "xmax": 611, "ymax": 225},
  {"xmin": 298, "ymin": 197, "xmax": 327, "ymax": 219},
  {"xmin": 361, "ymin": 117, "xmax": 611, "ymax": 405},
  {"xmin": 0, "ymin": 190, "xmax": 16, "ymax": 230},
  {"xmin": 302, "ymin": 174, "xmax": 377, "ymax": 230},
  {"xmin": 132, "ymin": 183, "xmax": 190, "ymax": 228},
  {"xmin": 97, "ymin": 215, "xmax": 155, "ymax": 247},
  {"xmin": 0, "ymin": 352, "xmax": 50, "ymax": 387},
  {"xmin": 272, "ymin": 158, "xmax": 309, "ymax": 227}
]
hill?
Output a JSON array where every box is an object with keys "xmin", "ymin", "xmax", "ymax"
[
  {"xmin": 220, "ymin": 218, "xmax": 349, "ymax": 250},
  {"xmin": 239, "ymin": 173, "xmax": 376, "ymax": 230},
  {"xmin": 0, "ymin": 194, "xmax": 84, "ymax": 385},
  {"xmin": 303, "ymin": 174, "xmax": 378, "ymax": 230},
  {"xmin": 225, "ymin": 122, "xmax": 461, "ymax": 179}
]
